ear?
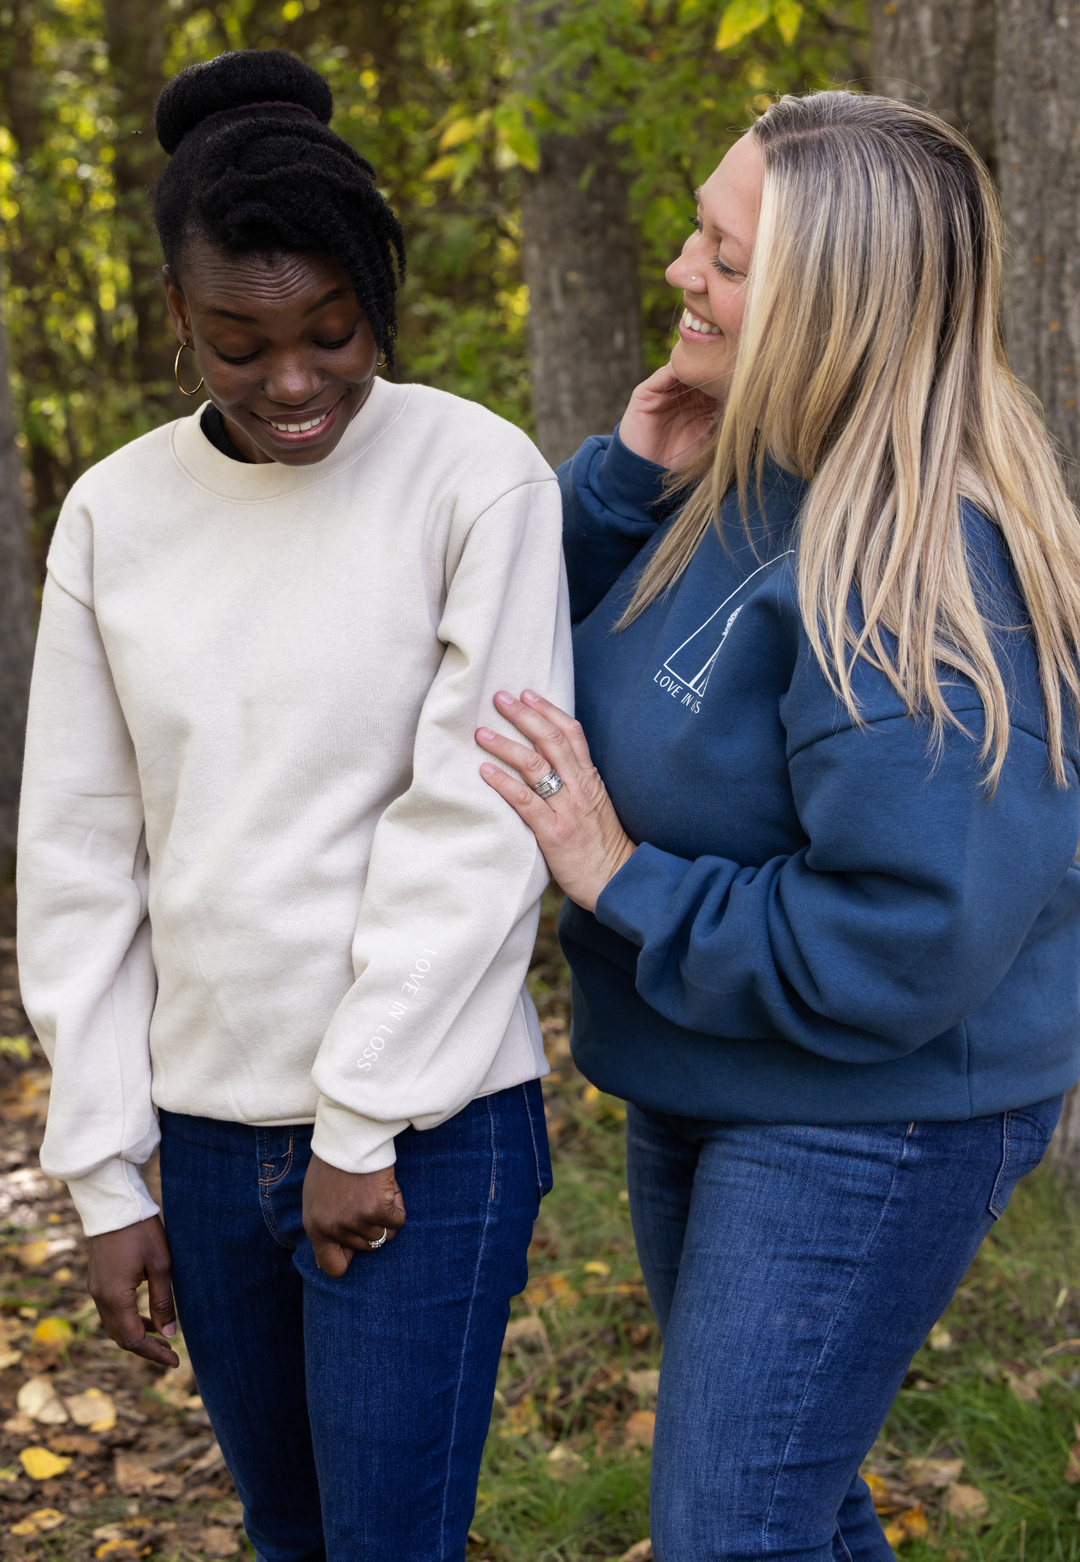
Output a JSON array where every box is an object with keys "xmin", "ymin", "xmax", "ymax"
[{"xmin": 163, "ymin": 267, "xmax": 193, "ymax": 344}]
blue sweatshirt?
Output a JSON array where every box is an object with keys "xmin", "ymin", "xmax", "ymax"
[{"xmin": 558, "ymin": 433, "xmax": 1080, "ymax": 1121}]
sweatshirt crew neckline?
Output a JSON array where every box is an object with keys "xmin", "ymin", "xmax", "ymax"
[{"xmin": 174, "ymin": 376, "xmax": 410, "ymax": 501}]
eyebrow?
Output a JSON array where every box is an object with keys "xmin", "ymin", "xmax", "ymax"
[{"xmin": 204, "ymin": 286, "xmax": 353, "ymax": 324}]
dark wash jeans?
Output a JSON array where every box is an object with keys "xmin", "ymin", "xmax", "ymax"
[
  {"xmin": 626, "ymin": 1096, "xmax": 1063, "ymax": 1562},
  {"xmin": 158, "ymin": 1082, "xmax": 552, "ymax": 1562}
]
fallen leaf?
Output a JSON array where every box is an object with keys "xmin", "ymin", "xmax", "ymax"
[
  {"xmin": 626, "ymin": 1369, "xmax": 661, "ymax": 1404},
  {"xmin": 15, "ymin": 1240, "xmax": 51, "ymax": 1267},
  {"xmin": 2, "ymin": 1413, "xmax": 36, "ymax": 1436},
  {"xmin": 0, "ymin": 1349, "xmax": 21, "ymax": 1369},
  {"xmin": 905, "ymin": 1457, "xmax": 964, "ymax": 1487},
  {"xmin": 863, "ymin": 1472, "xmax": 892, "ymax": 1509},
  {"xmin": 617, "ymin": 1543, "xmax": 653, "ymax": 1562},
  {"xmin": 10, "ymin": 1519, "xmax": 39, "ymax": 1536},
  {"xmin": 28, "ymin": 1508, "xmax": 65, "ymax": 1531},
  {"xmin": 946, "ymin": 1483, "xmax": 989, "ymax": 1522},
  {"xmin": 91, "ymin": 1525, "xmax": 126, "ymax": 1542},
  {"xmin": 199, "ymin": 1524, "xmax": 241, "ymax": 1556},
  {"xmin": 113, "ymin": 1455, "xmax": 166, "ymax": 1496},
  {"xmin": 48, "ymin": 1432, "xmax": 100, "ymax": 1457},
  {"xmin": 32, "ymin": 1317, "xmax": 73, "ymax": 1350},
  {"xmin": 19, "ymin": 1446, "xmax": 72, "ymax": 1480},
  {"xmin": 625, "ymin": 1409, "xmax": 656, "ymax": 1448},
  {"xmin": 1004, "ymin": 1367, "xmax": 1045, "ymax": 1403},
  {"xmin": 928, "ymin": 1322, "xmax": 953, "ymax": 1350},
  {"xmin": 52, "ymin": 1267, "xmax": 73, "ymax": 1282},
  {"xmin": 583, "ymin": 1260, "xmax": 610, "ymax": 1276},
  {"xmin": 897, "ymin": 1505, "xmax": 928, "ymax": 1538},
  {"xmin": 882, "ymin": 1524, "xmax": 905, "ymax": 1548},
  {"xmin": 17, "ymin": 1375, "xmax": 69, "ymax": 1425},
  {"xmin": 545, "ymin": 1443, "xmax": 587, "ymax": 1476},
  {"xmin": 186, "ymin": 1440, "xmax": 225, "ymax": 1475},
  {"xmin": 501, "ymin": 1316, "xmax": 550, "ymax": 1354},
  {"xmin": 523, "ymin": 1272, "xmax": 580, "ymax": 1309},
  {"xmin": 1065, "ymin": 1422, "xmax": 1080, "ymax": 1483},
  {"xmin": 95, "ymin": 1542, "xmax": 142, "ymax": 1560},
  {"xmin": 65, "ymin": 1387, "xmax": 116, "ymax": 1431}
]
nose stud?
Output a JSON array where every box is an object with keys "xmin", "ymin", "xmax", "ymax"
[{"xmin": 690, "ymin": 274, "xmax": 699, "ymax": 281}]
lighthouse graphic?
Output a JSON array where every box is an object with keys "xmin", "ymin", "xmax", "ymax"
[{"xmin": 662, "ymin": 552, "xmax": 794, "ymax": 697}]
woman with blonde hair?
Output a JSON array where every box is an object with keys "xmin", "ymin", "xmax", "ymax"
[{"xmin": 475, "ymin": 91, "xmax": 1080, "ymax": 1558}]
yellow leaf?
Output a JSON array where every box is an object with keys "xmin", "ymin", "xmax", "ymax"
[
  {"xmin": 438, "ymin": 117, "xmax": 477, "ymax": 152},
  {"xmin": 582, "ymin": 1084, "xmax": 601, "ymax": 1103},
  {"xmin": 33, "ymin": 1317, "xmax": 73, "ymax": 1349},
  {"xmin": 583, "ymin": 1261, "xmax": 610, "ymax": 1276},
  {"xmin": 29, "ymin": 1508, "xmax": 65, "ymax": 1531},
  {"xmin": 19, "ymin": 1446, "xmax": 72, "ymax": 1480},
  {"xmin": 898, "ymin": 1505, "xmax": 928, "ymax": 1538},
  {"xmin": 423, "ymin": 154, "xmax": 462, "ymax": 182},
  {"xmin": 95, "ymin": 1543, "xmax": 142, "ymax": 1560},
  {"xmin": 715, "ymin": 0, "xmax": 772, "ymax": 50},
  {"xmin": 11, "ymin": 1518, "xmax": 39, "ymax": 1536},
  {"xmin": 882, "ymin": 1523, "xmax": 905, "ymax": 1548},
  {"xmin": 773, "ymin": 0, "xmax": 803, "ymax": 43},
  {"xmin": 863, "ymin": 1471, "xmax": 891, "ymax": 1508},
  {"xmin": 16, "ymin": 1240, "xmax": 51, "ymax": 1268}
]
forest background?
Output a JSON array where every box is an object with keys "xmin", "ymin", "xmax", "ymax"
[{"xmin": 7, "ymin": 0, "xmax": 1080, "ymax": 1558}]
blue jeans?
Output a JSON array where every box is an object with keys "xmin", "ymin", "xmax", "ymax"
[
  {"xmin": 158, "ymin": 1082, "xmax": 552, "ymax": 1562},
  {"xmin": 626, "ymin": 1097, "xmax": 1062, "ymax": 1562}
]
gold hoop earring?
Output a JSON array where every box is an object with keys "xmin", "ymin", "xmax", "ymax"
[{"xmin": 174, "ymin": 341, "xmax": 204, "ymax": 396}]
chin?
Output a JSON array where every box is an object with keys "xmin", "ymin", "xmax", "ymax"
[{"xmin": 670, "ymin": 344, "xmax": 728, "ymax": 394}]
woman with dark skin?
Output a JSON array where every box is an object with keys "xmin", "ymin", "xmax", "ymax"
[{"xmin": 18, "ymin": 49, "xmax": 570, "ymax": 1562}]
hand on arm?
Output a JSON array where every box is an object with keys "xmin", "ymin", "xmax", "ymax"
[
  {"xmin": 476, "ymin": 690, "xmax": 636, "ymax": 914},
  {"xmin": 302, "ymin": 1157, "xmax": 406, "ymax": 1278},
  {"xmin": 617, "ymin": 364, "xmax": 719, "ymax": 470},
  {"xmin": 87, "ymin": 1216, "xmax": 180, "ymax": 1369}
]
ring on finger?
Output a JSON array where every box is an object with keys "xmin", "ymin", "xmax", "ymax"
[
  {"xmin": 368, "ymin": 1228, "xmax": 388, "ymax": 1250},
  {"xmin": 532, "ymin": 769, "xmax": 563, "ymax": 799}
]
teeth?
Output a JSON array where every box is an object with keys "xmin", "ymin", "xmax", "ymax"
[
  {"xmin": 269, "ymin": 412, "xmax": 328, "ymax": 433},
  {"xmin": 682, "ymin": 309, "xmax": 720, "ymax": 336}
]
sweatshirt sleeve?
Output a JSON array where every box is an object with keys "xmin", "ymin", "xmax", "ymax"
[
  {"xmin": 560, "ymin": 432, "xmax": 672, "ymax": 623},
  {"xmin": 595, "ymin": 711, "xmax": 1080, "ymax": 1060},
  {"xmin": 17, "ymin": 561, "xmax": 161, "ymax": 1237},
  {"xmin": 310, "ymin": 476, "xmax": 573, "ymax": 1174}
]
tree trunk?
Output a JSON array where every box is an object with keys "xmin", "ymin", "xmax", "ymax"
[
  {"xmin": 0, "ymin": 298, "xmax": 36, "ymax": 868},
  {"xmin": 520, "ymin": 130, "xmax": 643, "ymax": 467},
  {"xmin": 866, "ymin": 0, "xmax": 996, "ymax": 175}
]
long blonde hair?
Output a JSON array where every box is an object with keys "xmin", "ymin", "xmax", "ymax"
[{"xmin": 621, "ymin": 91, "xmax": 1080, "ymax": 788}]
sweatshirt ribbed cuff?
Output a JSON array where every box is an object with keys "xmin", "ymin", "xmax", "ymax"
[
  {"xmin": 63, "ymin": 1158, "xmax": 161, "ymax": 1238},
  {"xmin": 600, "ymin": 428, "xmax": 671, "ymax": 513},
  {"xmin": 311, "ymin": 1096, "xmax": 408, "ymax": 1175},
  {"xmin": 595, "ymin": 842, "xmax": 690, "ymax": 949}
]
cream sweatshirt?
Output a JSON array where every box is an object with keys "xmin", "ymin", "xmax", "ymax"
[{"xmin": 17, "ymin": 379, "xmax": 572, "ymax": 1237}]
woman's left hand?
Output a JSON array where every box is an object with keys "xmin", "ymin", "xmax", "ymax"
[{"xmin": 477, "ymin": 690, "xmax": 636, "ymax": 914}]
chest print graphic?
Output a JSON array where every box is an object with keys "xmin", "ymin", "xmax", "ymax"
[{"xmin": 653, "ymin": 551, "xmax": 794, "ymax": 712}]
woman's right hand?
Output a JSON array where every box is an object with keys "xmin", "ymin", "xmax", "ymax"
[
  {"xmin": 617, "ymin": 363, "xmax": 720, "ymax": 470},
  {"xmin": 87, "ymin": 1215, "xmax": 181, "ymax": 1369}
]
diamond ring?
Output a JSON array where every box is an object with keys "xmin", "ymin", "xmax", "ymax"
[
  {"xmin": 533, "ymin": 769, "xmax": 563, "ymax": 799},
  {"xmin": 368, "ymin": 1228, "xmax": 388, "ymax": 1250}
]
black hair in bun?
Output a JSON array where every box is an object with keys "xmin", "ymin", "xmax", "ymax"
[{"xmin": 153, "ymin": 50, "xmax": 405, "ymax": 364}]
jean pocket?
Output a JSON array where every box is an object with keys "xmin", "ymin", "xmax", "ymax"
[
  {"xmin": 988, "ymin": 1094, "xmax": 1064, "ymax": 1219},
  {"xmin": 523, "ymin": 1079, "xmax": 554, "ymax": 1197}
]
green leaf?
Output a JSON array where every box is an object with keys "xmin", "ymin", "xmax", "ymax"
[
  {"xmin": 773, "ymin": 0, "xmax": 804, "ymax": 44},
  {"xmin": 714, "ymin": 0, "xmax": 773, "ymax": 50}
]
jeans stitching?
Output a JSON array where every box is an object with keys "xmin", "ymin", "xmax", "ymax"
[
  {"xmin": 761, "ymin": 1127, "xmax": 913, "ymax": 1555},
  {"xmin": 989, "ymin": 1112, "xmax": 1013, "ymax": 1220},
  {"xmin": 256, "ymin": 1130, "xmax": 295, "ymax": 1250},
  {"xmin": 523, "ymin": 1083, "xmax": 544, "ymax": 1192},
  {"xmin": 439, "ymin": 1094, "xmax": 498, "ymax": 1557}
]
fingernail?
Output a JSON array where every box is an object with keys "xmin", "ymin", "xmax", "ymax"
[
  {"xmin": 522, "ymin": 689, "xmax": 540, "ymax": 703},
  {"xmin": 162, "ymin": 1322, "xmax": 176, "ymax": 1337},
  {"xmin": 480, "ymin": 763, "xmax": 499, "ymax": 779},
  {"xmin": 476, "ymin": 727, "xmax": 496, "ymax": 740},
  {"xmin": 494, "ymin": 690, "xmax": 514, "ymax": 706}
]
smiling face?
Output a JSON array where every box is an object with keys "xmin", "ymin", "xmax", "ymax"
[
  {"xmin": 666, "ymin": 132, "xmax": 765, "ymax": 400},
  {"xmin": 164, "ymin": 237, "xmax": 380, "ymax": 466}
]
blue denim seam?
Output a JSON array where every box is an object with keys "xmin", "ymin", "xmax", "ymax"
[
  {"xmin": 438, "ymin": 1093, "xmax": 499, "ymax": 1558},
  {"xmin": 256, "ymin": 1129, "xmax": 295, "ymax": 1250},
  {"xmin": 988, "ymin": 1112, "xmax": 1012, "ymax": 1220},
  {"xmin": 761, "ymin": 1123, "xmax": 915, "ymax": 1556},
  {"xmin": 522, "ymin": 1083, "xmax": 544, "ymax": 1191}
]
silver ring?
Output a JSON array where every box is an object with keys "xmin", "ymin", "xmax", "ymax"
[
  {"xmin": 367, "ymin": 1228, "xmax": 388, "ymax": 1250},
  {"xmin": 533, "ymin": 769, "xmax": 563, "ymax": 799}
]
